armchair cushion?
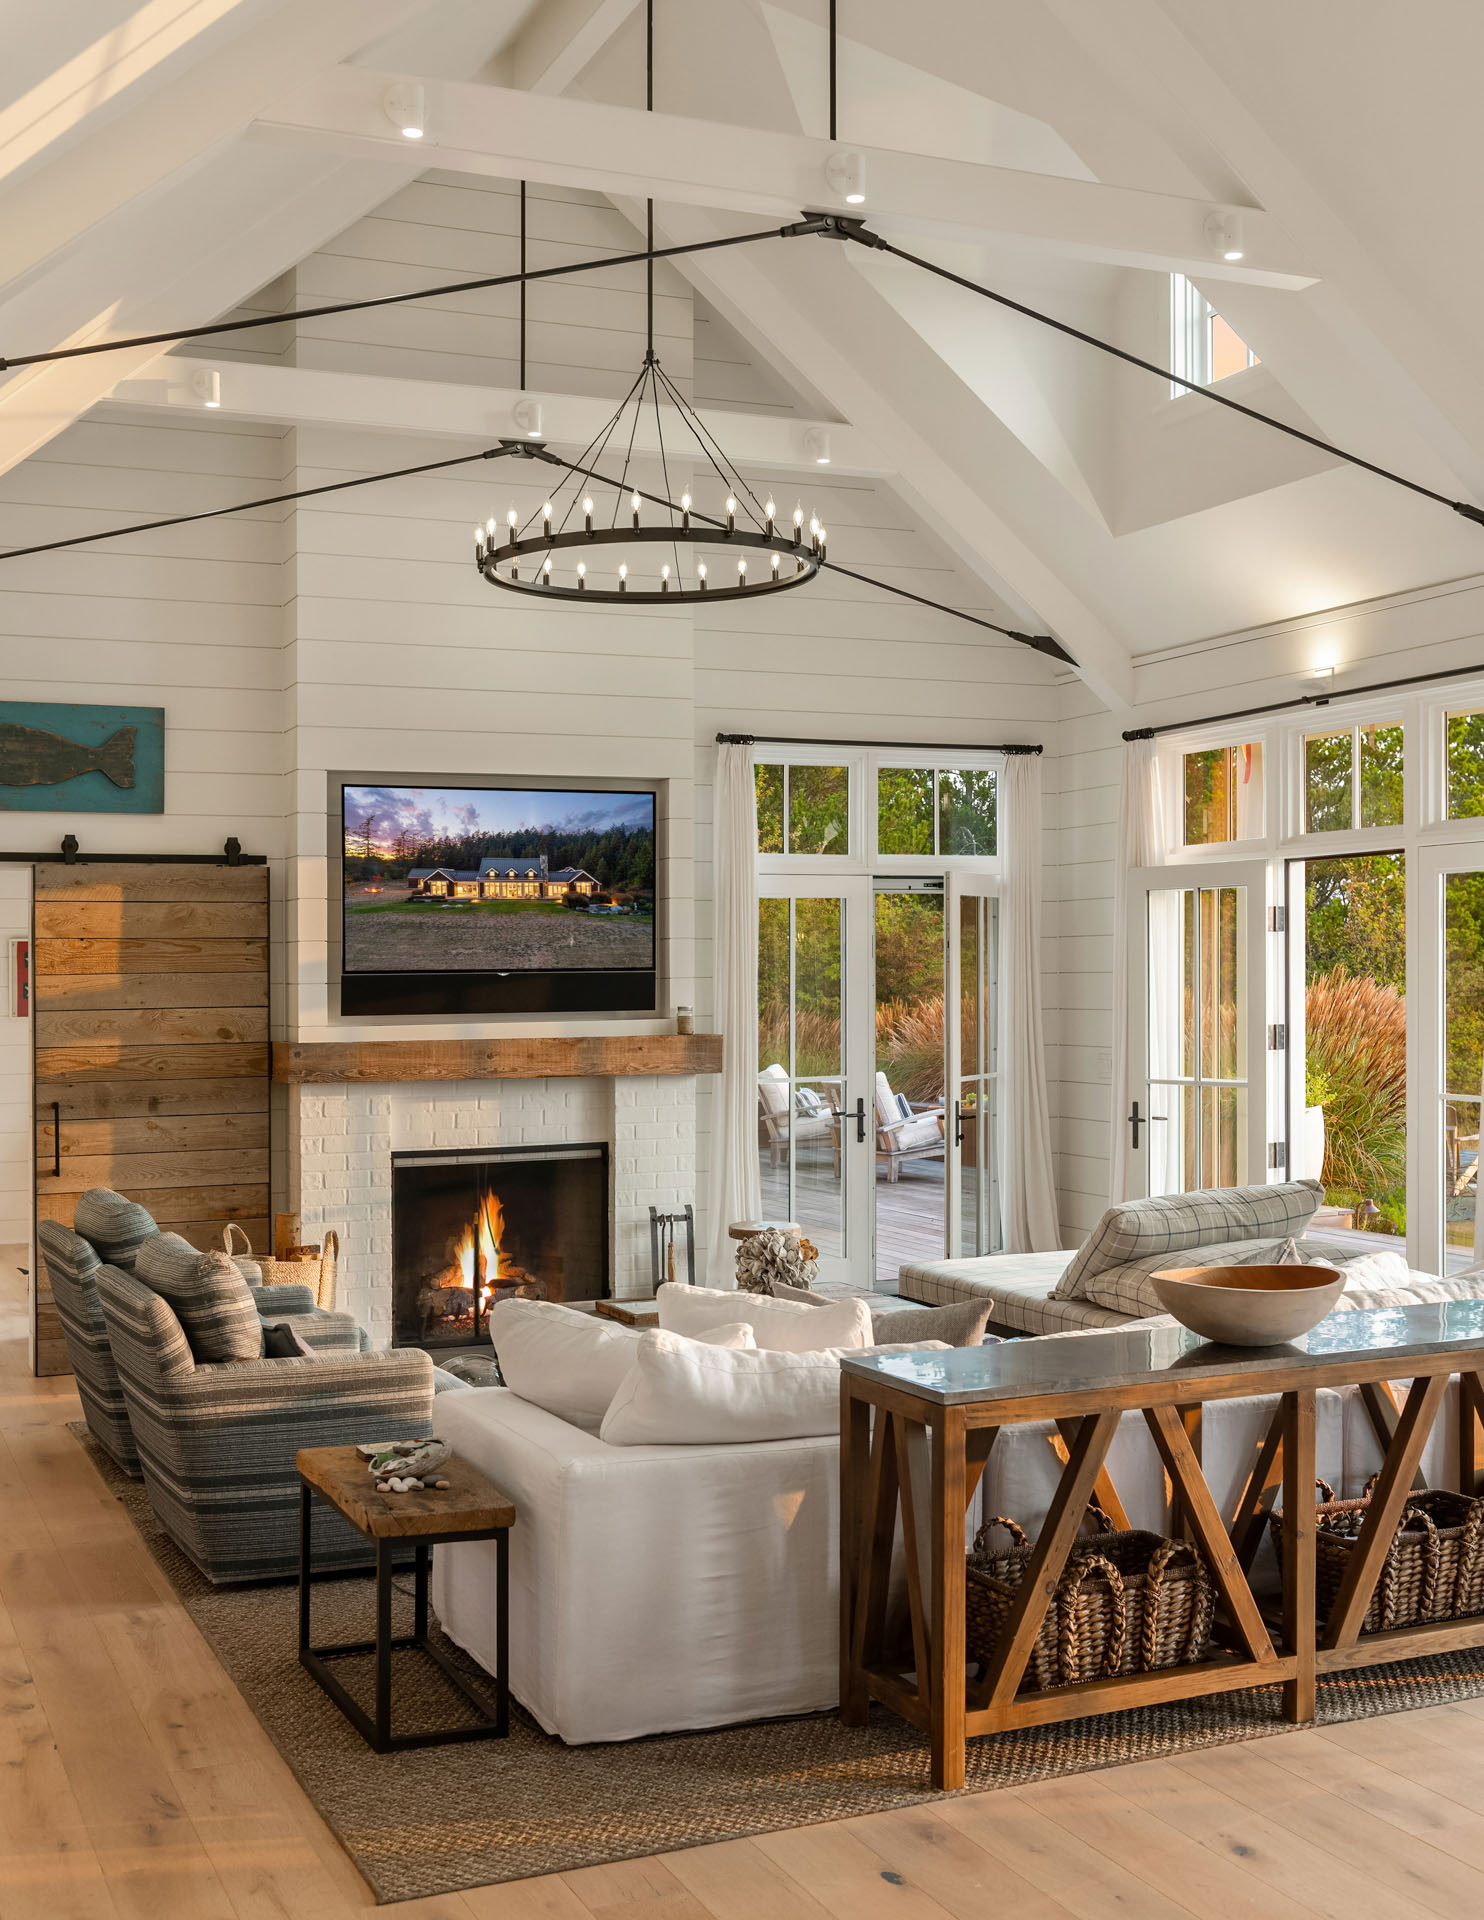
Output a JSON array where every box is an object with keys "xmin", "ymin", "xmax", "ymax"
[
  {"xmin": 135, "ymin": 1232, "xmax": 262, "ymax": 1364},
  {"xmin": 253, "ymin": 1281, "xmax": 316, "ymax": 1313},
  {"xmin": 888, "ymin": 1115, "xmax": 944, "ymax": 1151},
  {"xmin": 74, "ymin": 1187, "xmax": 158, "ymax": 1268}
]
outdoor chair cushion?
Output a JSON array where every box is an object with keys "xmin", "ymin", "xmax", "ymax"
[
  {"xmin": 1052, "ymin": 1181, "xmax": 1323, "ymax": 1302},
  {"xmin": 73, "ymin": 1187, "xmax": 159, "ymax": 1269},
  {"xmin": 134, "ymin": 1232, "xmax": 263, "ymax": 1364}
]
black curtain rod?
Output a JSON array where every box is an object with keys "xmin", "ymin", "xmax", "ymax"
[
  {"xmin": 716, "ymin": 732, "xmax": 1042, "ymax": 753},
  {"xmin": 0, "ymin": 835, "xmax": 264, "ymax": 866},
  {"xmin": 1122, "ymin": 657, "xmax": 1484, "ymax": 741}
]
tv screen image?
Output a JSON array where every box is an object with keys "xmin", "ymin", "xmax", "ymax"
[{"xmin": 341, "ymin": 784, "xmax": 656, "ymax": 981}]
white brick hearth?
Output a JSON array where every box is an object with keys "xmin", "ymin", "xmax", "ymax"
[{"xmin": 288, "ymin": 1075, "xmax": 697, "ymax": 1346}]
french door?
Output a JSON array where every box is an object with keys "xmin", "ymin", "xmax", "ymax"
[
  {"xmin": 1416, "ymin": 846, "xmax": 1483, "ymax": 1276},
  {"xmin": 946, "ymin": 872, "xmax": 1000, "ymax": 1256},
  {"xmin": 757, "ymin": 876, "xmax": 872, "ymax": 1286},
  {"xmin": 1126, "ymin": 862, "xmax": 1273, "ymax": 1198}
]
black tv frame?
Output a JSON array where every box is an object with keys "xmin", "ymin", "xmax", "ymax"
[{"xmin": 334, "ymin": 775, "xmax": 661, "ymax": 1019}]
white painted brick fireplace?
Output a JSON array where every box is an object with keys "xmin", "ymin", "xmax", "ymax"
[{"xmin": 287, "ymin": 1074, "xmax": 698, "ymax": 1346}]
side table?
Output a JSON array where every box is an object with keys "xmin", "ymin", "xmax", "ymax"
[{"xmin": 297, "ymin": 1443, "xmax": 514, "ymax": 1752}]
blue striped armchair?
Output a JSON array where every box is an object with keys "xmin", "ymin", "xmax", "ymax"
[{"xmin": 95, "ymin": 1262, "xmax": 434, "ymax": 1583}]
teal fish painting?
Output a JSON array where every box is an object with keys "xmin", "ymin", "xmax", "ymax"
[
  {"xmin": 0, "ymin": 702, "xmax": 163, "ymax": 812},
  {"xmin": 0, "ymin": 722, "xmax": 136, "ymax": 788}
]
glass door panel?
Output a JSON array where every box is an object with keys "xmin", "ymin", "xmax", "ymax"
[
  {"xmin": 1417, "ymin": 850, "xmax": 1484, "ymax": 1275},
  {"xmin": 872, "ymin": 886, "xmax": 947, "ymax": 1285},
  {"xmin": 947, "ymin": 876, "xmax": 999, "ymax": 1257},
  {"xmin": 1129, "ymin": 862, "xmax": 1269, "ymax": 1199},
  {"xmin": 757, "ymin": 880, "xmax": 870, "ymax": 1285}
]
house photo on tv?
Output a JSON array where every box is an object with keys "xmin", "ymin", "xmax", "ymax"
[{"xmin": 341, "ymin": 784, "xmax": 656, "ymax": 974}]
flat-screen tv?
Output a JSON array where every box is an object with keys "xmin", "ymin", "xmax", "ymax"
[{"xmin": 338, "ymin": 781, "xmax": 658, "ymax": 1015}]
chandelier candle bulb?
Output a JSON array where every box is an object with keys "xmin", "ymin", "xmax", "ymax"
[
  {"xmin": 793, "ymin": 503, "xmax": 804, "ymax": 540},
  {"xmin": 737, "ymin": 556, "xmax": 748, "ymax": 583},
  {"xmin": 698, "ymin": 562, "xmax": 707, "ymax": 591},
  {"xmin": 771, "ymin": 551, "xmax": 781, "ymax": 576},
  {"xmin": 765, "ymin": 498, "xmax": 776, "ymax": 535},
  {"xmin": 681, "ymin": 491, "xmax": 691, "ymax": 531},
  {"xmin": 618, "ymin": 563, "xmax": 628, "ymax": 592},
  {"xmin": 583, "ymin": 497, "xmax": 594, "ymax": 534},
  {"xmin": 541, "ymin": 556, "xmax": 552, "ymax": 582},
  {"xmin": 631, "ymin": 490, "xmax": 641, "ymax": 530},
  {"xmin": 726, "ymin": 495, "xmax": 736, "ymax": 535},
  {"xmin": 661, "ymin": 564, "xmax": 671, "ymax": 592},
  {"xmin": 505, "ymin": 509, "xmax": 517, "ymax": 533},
  {"xmin": 576, "ymin": 562, "xmax": 586, "ymax": 589}
]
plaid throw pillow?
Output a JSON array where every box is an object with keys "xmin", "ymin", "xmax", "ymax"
[
  {"xmin": 1076, "ymin": 1232, "xmax": 1351, "ymax": 1319},
  {"xmin": 135, "ymin": 1232, "xmax": 263, "ymax": 1364},
  {"xmin": 1053, "ymin": 1181, "xmax": 1323, "ymax": 1302}
]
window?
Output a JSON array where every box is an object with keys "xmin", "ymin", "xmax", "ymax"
[
  {"xmin": 1303, "ymin": 723, "xmax": 1403, "ymax": 833},
  {"xmin": 1183, "ymin": 744, "xmax": 1263, "ymax": 845},
  {"xmin": 878, "ymin": 766, "xmax": 995, "ymax": 857},
  {"xmin": 1448, "ymin": 711, "xmax": 1484, "ymax": 819},
  {"xmin": 755, "ymin": 762, "xmax": 850, "ymax": 855},
  {"xmin": 1170, "ymin": 274, "xmax": 1259, "ymax": 395}
]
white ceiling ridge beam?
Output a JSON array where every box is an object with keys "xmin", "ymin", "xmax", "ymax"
[
  {"xmin": 105, "ymin": 355, "xmax": 887, "ymax": 473},
  {"xmin": 0, "ymin": 0, "xmax": 434, "ymax": 297},
  {"xmin": 642, "ymin": 204, "xmax": 1135, "ymax": 708},
  {"xmin": 507, "ymin": 0, "xmax": 642, "ymax": 96},
  {"xmin": 252, "ymin": 64, "xmax": 1317, "ymax": 288}
]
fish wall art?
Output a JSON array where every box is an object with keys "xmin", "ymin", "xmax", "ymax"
[{"xmin": 0, "ymin": 702, "xmax": 163, "ymax": 812}]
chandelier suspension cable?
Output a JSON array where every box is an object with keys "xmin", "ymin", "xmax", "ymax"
[
  {"xmin": 843, "ymin": 224, "xmax": 1483, "ymax": 527},
  {"xmin": 518, "ymin": 181, "xmax": 527, "ymax": 392},
  {"xmin": 651, "ymin": 356, "xmax": 769, "ymax": 527},
  {"xmin": 829, "ymin": 0, "xmax": 837, "ymax": 141}
]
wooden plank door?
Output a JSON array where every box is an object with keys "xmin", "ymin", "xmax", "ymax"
[{"xmin": 32, "ymin": 863, "xmax": 269, "ymax": 1375}]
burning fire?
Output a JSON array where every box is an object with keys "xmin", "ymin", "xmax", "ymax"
[{"xmin": 452, "ymin": 1189, "xmax": 513, "ymax": 1306}]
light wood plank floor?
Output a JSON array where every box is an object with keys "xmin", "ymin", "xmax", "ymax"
[{"xmin": 9, "ymin": 1264, "xmax": 1484, "ymax": 1918}]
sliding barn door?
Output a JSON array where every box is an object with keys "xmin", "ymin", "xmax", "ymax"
[{"xmin": 32, "ymin": 862, "xmax": 269, "ymax": 1375}]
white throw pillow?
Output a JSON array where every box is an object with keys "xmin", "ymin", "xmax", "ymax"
[
  {"xmin": 601, "ymin": 1331, "xmax": 847, "ymax": 1446},
  {"xmin": 1339, "ymin": 1249, "xmax": 1412, "ymax": 1292},
  {"xmin": 489, "ymin": 1299, "xmax": 644, "ymax": 1429},
  {"xmin": 656, "ymin": 1281, "xmax": 871, "ymax": 1352}
]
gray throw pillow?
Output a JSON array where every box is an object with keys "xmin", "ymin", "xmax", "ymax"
[
  {"xmin": 770, "ymin": 1279, "xmax": 994, "ymax": 1348},
  {"xmin": 134, "ymin": 1233, "xmax": 263, "ymax": 1364},
  {"xmin": 73, "ymin": 1187, "xmax": 158, "ymax": 1269},
  {"xmin": 261, "ymin": 1320, "xmax": 317, "ymax": 1359}
]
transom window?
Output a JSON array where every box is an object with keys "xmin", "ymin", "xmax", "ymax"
[
  {"xmin": 755, "ymin": 762, "xmax": 850, "ymax": 856},
  {"xmin": 877, "ymin": 766, "xmax": 996, "ymax": 858},
  {"xmin": 1447, "ymin": 711, "xmax": 1484, "ymax": 820},
  {"xmin": 1170, "ymin": 273, "xmax": 1259, "ymax": 394},
  {"xmin": 1183, "ymin": 743, "xmax": 1263, "ymax": 845},
  {"xmin": 1303, "ymin": 723, "xmax": 1404, "ymax": 833}
]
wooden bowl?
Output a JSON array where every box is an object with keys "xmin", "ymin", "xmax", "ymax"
[{"xmin": 1150, "ymin": 1263, "xmax": 1345, "ymax": 1346}]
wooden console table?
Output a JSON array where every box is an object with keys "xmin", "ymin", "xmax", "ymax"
[{"xmin": 840, "ymin": 1303, "xmax": 1484, "ymax": 1789}]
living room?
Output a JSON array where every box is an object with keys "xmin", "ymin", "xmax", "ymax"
[{"xmin": 7, "ymin": 3, "xmax": 1484, "ymax": 1916}]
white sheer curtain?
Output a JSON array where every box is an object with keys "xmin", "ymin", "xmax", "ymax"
[
  {"xmin": 706, "ymin": 743, "xmax": 762, "ymax": 1285},
  {"xmin": 997, "ymin": 755, "xmax": 1061, "ymax": 1252},
  {"xmin": 1109, "ymin": 737, "xmax": 1166, "ymax": 1202}
]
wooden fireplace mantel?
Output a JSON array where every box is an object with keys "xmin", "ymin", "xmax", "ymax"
[{"xmin": 271, "ymin": 1033, "xmax": 723, "ymax": 1085}]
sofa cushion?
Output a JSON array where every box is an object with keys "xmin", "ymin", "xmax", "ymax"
[
  {"xmin": 1073, "ymin": 1232, "xmax": 1357, "ymax": 1320},
  {"xmin": 601, "ymin": 1331, "xmax": 848, "ymax": 1445},
  {"xmin": 657, "ymin": 1281, "xmax": 871, "ymax": 1352},
  {"xmin": 133, "ymin": 1234, "xmax": 262, "ymax": 1363},
  {"xmin": 490, "ymin": 1299, "xmax": 642, "ymax": 1429},
  {"xmin": 74, "ymin": 1187, "xmax": 158, "ymax": 1269},
  {"xmin": 1052, "ymin": 1182, "xmax": 1323, "ymax": 1302}
]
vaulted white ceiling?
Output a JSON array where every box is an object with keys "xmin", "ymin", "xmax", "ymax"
[{"xmin": 4, "ymin": 0, "xmax": 1483, "ymax": 711}]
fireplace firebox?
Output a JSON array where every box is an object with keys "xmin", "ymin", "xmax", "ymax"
[{"xmin": 391, "ymin": 1143, "xmax": 609, "ymax": 1348}]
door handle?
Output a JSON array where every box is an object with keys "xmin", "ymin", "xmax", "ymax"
[
  {"xmin": 51, "ymin": 1100, "xmax": 60, "ymax": 1178},
  {"xmin": 954, "ymin": 1100, "xmax": 965, "ymax": 1149},
  {"xmin": 849, "ymin": 1097, "xmax": 867, "ymax": 1144},
  {"xmin": 1128, "ymin": 1101, "xmax": 1143, "ymax": 1149}
]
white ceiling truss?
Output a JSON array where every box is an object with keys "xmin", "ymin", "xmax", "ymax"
[{"xmin": 3, "ymin": 0, "xmax": 1484, "ymax": 710}]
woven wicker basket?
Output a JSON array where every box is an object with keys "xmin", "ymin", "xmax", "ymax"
[
  {"xmin": 1271, "ymin": 1475, "xmax": 1484, "ymax": 1634},
  {"xmin": 965, "ymin": 1512, "xmax": 1215, "ymax": 1691},
  {"xmin": 224, "ymin": 1222, "xmax": 339, "ymax": 1310}
]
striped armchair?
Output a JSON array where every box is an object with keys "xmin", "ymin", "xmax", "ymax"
[
  {"xmin": 38, "ymin": 1217, "xmax": 365, "ymax": 1480},
  {"xmin": 95, "ymin": 1263, "xmax": 434, "ymax": 1583}
]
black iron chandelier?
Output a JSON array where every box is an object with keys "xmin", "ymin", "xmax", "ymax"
[{"xmin": 473, "ymin": 355, "xmax": 827, "ymax": 605}]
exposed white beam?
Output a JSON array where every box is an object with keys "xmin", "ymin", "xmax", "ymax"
[
  {"xmin": 107, "ymin": 355, "xmax": 885, "ymax": 474},
  {"xmin": 507, "ymin": 0, "xmax": 642, "ymax": 96},
  {"xmin": 643, "ymin": 201, "xmax": 1136, "ymax": 707},
  {"xmin": 253, "ymin": 65, "xmax": 1316, "ymax": 288}
]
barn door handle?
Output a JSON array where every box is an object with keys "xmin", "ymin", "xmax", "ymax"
[{"xmin": 51, "ymin": 1101, "xmax": 60, "ymax": 1178}]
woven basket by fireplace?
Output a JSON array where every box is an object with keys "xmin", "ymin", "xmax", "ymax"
[
  {"xmin": 1270, "ymin": 1475, "xmax": 1484, "ymax": 1634},
  {"xmin": 224, "ymin": 1222, "xmax": 339, "ymax": 1311},
  {"xmin": 966, "ymin": 1511, "xmax": 1215, "ymax": 1690}
]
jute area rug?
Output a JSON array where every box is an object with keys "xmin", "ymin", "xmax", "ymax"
[{"xmin": 74, "ymin": 1424, "xmax": 1484, "ymax": 1906}]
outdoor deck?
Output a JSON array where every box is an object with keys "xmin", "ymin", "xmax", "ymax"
[{"xmin": 759, "ymin": 1145, "xmax": 951, "ymax": 1285}]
